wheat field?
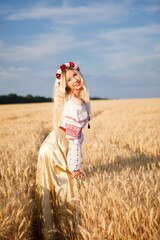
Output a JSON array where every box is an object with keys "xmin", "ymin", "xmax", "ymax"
[{"xmin": 0, "ymin": 98, "xmax": 160, "ymax": 240}]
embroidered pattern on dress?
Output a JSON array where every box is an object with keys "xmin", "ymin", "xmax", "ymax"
[
  {"xmin": 66, "ymin": 116, "xmax": 88, "ymax": 124},
  {"xmin": 65, "ymin": 123, "xmax": 82, "ymax": 139}
]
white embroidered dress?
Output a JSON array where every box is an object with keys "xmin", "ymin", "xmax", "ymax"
[{"xmin": 60, "ymin": 95, "xmax": 88, "ymax": 172}]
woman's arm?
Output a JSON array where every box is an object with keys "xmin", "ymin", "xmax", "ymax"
[
  {"xmin": 61, "ymin": 101, "xmax": 86, "ymax": 179},
  {"xmin": 67, "ymin": 135, "xmax": 84, "ymax": 179}
]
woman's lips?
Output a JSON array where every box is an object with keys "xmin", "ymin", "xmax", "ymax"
[{"xmin": 75, "ymin": 82, "xmax": 80, "ymax": 86}]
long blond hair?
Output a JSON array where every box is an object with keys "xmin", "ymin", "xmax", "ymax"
[{"xmin": 52, "ymin": 66, "xmax": 91, "ymax": 129}]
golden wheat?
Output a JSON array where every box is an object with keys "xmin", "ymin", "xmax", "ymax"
[
  {"xmin": 0, "ymin": 98, "xmax": 160, "ymax": 240},
  {"xmin": 0, "ymin": 103, "xmax": 52, "ymax": 240}
]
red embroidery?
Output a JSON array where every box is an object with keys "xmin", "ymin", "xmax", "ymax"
[
  {"xmin": 65, "ymin": 123, "xmax": 82, "ymax": 138},
  {"xmin": 66, "ymin": 116, "xmax": 88, "ymax": 124}
]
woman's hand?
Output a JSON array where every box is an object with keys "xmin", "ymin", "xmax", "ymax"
[{"xmin": 71, "ymin": 170, "xmax": 83, "ymax": 180}]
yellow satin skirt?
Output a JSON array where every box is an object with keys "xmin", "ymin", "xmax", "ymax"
[{"xmin": 35, "ymin": 128, "xmax": 79, "ymax": 240}]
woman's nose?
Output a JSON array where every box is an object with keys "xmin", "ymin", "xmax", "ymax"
[{"xmin": 73, "ymin": 76, "xmax": 77, "ymax": 81}]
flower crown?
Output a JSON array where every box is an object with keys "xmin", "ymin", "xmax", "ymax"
[{"xmin": 56, "ymin": 61, "xmax": 80, "ymax": 86}]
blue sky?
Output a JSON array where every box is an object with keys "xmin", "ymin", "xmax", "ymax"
[{"xmin": 0, "ymin": 0, "xmax": 160, "ymax": 99}]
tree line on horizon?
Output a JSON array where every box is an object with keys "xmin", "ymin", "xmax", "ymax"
[{"xmin": 0, "ymin": 93, "xmax": 109, "ymax": 104}]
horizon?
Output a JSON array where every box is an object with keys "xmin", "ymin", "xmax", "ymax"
[{"xmin": 0, "ymin": 93, "xmax": 160, "ymax": 100}]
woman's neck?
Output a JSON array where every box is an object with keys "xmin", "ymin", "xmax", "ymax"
[
  {"xmin": 69, "ymin": 90, "xmax": 81, "ymax": 99},
  {"xmin": 69, "ymin": 90, "xmax": 82, "ymax": 105}
]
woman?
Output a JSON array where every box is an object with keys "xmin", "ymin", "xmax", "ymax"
[{"xmin": 35, "ymin": 62, "xmax": 91, "ymax": 239}]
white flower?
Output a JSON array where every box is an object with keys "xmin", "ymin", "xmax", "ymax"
[
  {"xmin": 57, "ymin": 69, "xmax": 62, "ymax": 74},
  {"xmin": 74, "ymin": 64, "xmax": 78, "ymax": 69},
  {"xmin": 65, "ymin": 62, "xmax": 70, "ymax": 67}
]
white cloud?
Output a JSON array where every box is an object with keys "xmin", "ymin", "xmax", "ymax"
[
  {"xmin": 9, "ymin": 66, "xmax": 16, "ymax": 71},
  {"xmin": 140, "ymin": 5, "xmax": 160, "ymax": 14},
  {"xmin": 0, "ymin": 27, "xmax": 96, "ymax": 64},
  {"xmin": 155, "ymin": 43, "xmax": 160, "ymax": 52},
  {"xmin": 103, "ymin": 51, "xmax": 160, "ymax": 70},
  {"xmin": 4, "ymin": 1, "xmax": 131, "ymax": 25},
  {"xmin": 131, "ymin": 3, "xmax": 160, "ymax": 16},
  {"xmin": 17, "ymin": 67, "xmax": 29, "ymax": 72},
  {"xmin": 0, "ymin": 66, "xmax": 31, "ymax": 83},
  {"xmin": 0, "ymin": 31, "xmax": 74, "ymax": 62},
  {"xmin": 99, "ymin": 24, "xmax": 160, "ymax": 43},
  {"xmin": 97, "ymin": 24, "xmax": 160, "ymax": 73},
  {"xmin": 0, "ymin": 70, "xmax": 21, "ymax": 80},
  {"xmin": 9, "ymin": 66, "xmax": 29, "ymax": 71}
]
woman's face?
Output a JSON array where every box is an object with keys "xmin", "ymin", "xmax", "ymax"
[{"xmin": 65, "ymin": 69, "xmax": 82, "ymax": 91}]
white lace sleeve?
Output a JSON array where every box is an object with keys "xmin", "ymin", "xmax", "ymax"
[{"xmin": 67, "ymin": 135, "xmax": 84, "ymax": 172}]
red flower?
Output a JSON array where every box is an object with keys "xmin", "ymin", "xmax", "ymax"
[
  {"xmin": 56, "ymin": 73, "xmax": 61, "ymax": 79},
  {"xmin": 60, "ymin": 64, "xmax": 67, "ymax": 70},
  {"xmin": 77, "ymin": 67, "xmax": 80, "ymax": 71},
  {"xmin": 69, "ymin": 62, "xmax": 75, "ymax": 67}
]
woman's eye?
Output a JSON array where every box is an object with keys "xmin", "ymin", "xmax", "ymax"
[{"xmin": 67, "ymin": 78, "xmax": 71, "ymax": 81}]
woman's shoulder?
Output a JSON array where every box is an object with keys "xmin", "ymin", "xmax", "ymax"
[
  {"xmin": 68, "ymin": 95, "xmax": 85, "ymax": 109},
  {"xmin": 63, "ymin": 95, "xmax": 87, "ymax": 116},
  {"xmin": 63, "ymin": 98, "xmax": 72, "ymax": 109},
  {"xmin": 62, "ymin": 98, "xmax": 74, "ymax": 116}
]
